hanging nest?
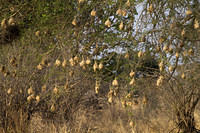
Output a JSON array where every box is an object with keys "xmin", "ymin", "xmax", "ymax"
[{"xmin": 0, "ymin": 18, "xmax": 20, "ymax": 44}]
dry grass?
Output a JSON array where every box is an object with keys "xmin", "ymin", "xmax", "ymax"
[{"xmin": 27, "ymin": 94, "xmax": 200, "ymax": 133}]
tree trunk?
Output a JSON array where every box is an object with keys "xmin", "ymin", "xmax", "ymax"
[
  {"xmin": 176, "ymin": 110, "xmax": 196, "ymax": 133},
  {"xmin": 176, "ymin": 97, "xmax": 200, "ymax": 133}
]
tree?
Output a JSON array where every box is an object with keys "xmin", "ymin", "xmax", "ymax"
[{"xmin": 0, "ymin": 0, "xmax": 199, "ymax": 132}]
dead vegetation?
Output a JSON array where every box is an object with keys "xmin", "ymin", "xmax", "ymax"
[{"xmin": 0, "ymin": 0, "xmax": 200, "ymax": 133}]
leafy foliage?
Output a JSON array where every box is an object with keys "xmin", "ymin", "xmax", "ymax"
[{"xmin": 0, "ymin": 0, "xmax": 199, "ymax": 132}]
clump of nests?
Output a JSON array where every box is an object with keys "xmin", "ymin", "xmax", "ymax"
[{"xmin": 0, "ymin": 17, "xmax": 20, "ymax": 44}]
